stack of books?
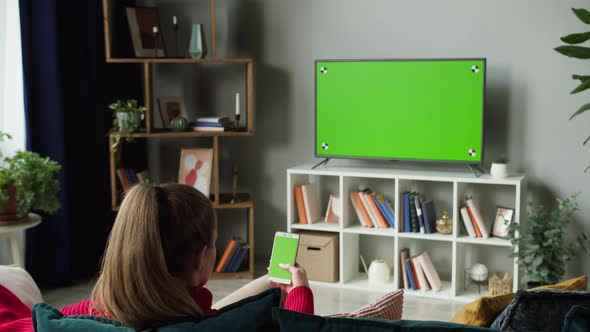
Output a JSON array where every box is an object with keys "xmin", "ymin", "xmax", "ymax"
[
  {"xmin": 293, "ymin": 184, "xmax": 321, "ymax": 224},
  {"xmin": 215, "ymin": 237, "xmax": 249, "ymax": 273},
  {"xmin": 459, "ymin": 197, "xmax": 489, "ymax": 238},
  {"xmin": 399, "ymin": 249, "xmax": 442, "ymax": 292},
  {"xmin": 116, "ymin": 168, "xmax": 150, "ymax": 191},
  {"xmin": 349, "ymin": 189, "xmax": 395, "ymax": 228},
  {"xmin": 400, "ymin": 192, "xmax": 437, "ymax": 234},
  {"xmin": 190, "ymin": 117, "xmax": 235, "ymax": 132}
]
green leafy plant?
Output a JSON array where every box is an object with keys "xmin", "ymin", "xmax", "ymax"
[
  {"xmin": 506, "ymin": 194, "xmax": 588, "ymax": 285},
  {"xmin": 108, "ymin": 99, "xmax": 146, "ymax": 151},
  {"xmin": 554, "ymin": 8, "xmax": 590, "ymax": 172},
  {"xmin": 494, "ymin": 154, "xmax": 509, "ymax": 164},
  {"xmin": 0, "ymin": 132, "xmax": 61, "ymax": 217}
]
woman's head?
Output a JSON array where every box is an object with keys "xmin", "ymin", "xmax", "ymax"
[{"xmin": 92, "ymin": 183, "xmax": 217, "ymax": 329}]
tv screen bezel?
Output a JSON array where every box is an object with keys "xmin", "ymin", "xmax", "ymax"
[{"xmin": 314, "ymin": 57, "xmax": 486, "ymax": 165}]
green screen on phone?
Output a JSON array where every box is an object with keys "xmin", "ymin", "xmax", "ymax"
[{"xmin": 269, "ymin": 234, "xmax": 299, "ymax": 281}]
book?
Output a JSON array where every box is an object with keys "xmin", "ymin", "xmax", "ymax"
[
  {"xmin": 414, "ymin": 194, "xmax": 425, "ymax": 234},
  {"xmin": 400, "ymin": 248, "xmax": 410, "ymax": 289},
  {"xmin": 324, "ymin": 194, "xmax": 340, "ymax": 224},
  {"xmin": 375, "ymin": 194, "xmax": 395, "ymax": 228},
  {"xmin": 223, "ymin": 241, "xmax": 242, "ymax": 272},
  {"xmin": 367, "ymin": 192, "xmax": 389, "ymax": 228},
  {"xmin": 460, "ymin": 207, "xmax": 477, "ymax": 238},
  {"xmin": 409, "ymin": 193, "xmax": 419, "ymax": 232},
  {"xmin": 415, "ymin": 251, "xmax": 442, "ymax": 292},
  {"xmin": 192, "ymin": 126, "xmax": 226, "ymax": 132},
  {"xmin": 294, "ymin": 186, "xmax": 308, "ymax": 224},
  {"xmin": 215, "ymin": 238, "xmax": 237, "ymax": 272},
  {"xmin": 190, "ymin": 121, "xmax": 224, "ymax": 127},
  {"xmin": 412, "ymin": 256, "xmax": 430, "ymax": 291},
  {"xmin": 383, "ymin": 200, "xmax": 396, "ymax": 229},
  {"xmin": 409, "ymin": 258, "xmax": 420, "ymax": 289},
  {"xmin": 125, "ymin": 168, "xmax": 138, "ymax": 185},
  {"xmin": 301, "ymin": 184, "xmax": 321, "ymax": 223},
  {"xmin": 196, "ymin": 116, "xmax": 230, "ymax": 123},
  {"xmin": 351, "ymin": 192, "xmax": 373, "ymax": 227},
  {"xmin": 229, "ymin": 245, "xmax": 249, "ymax": 272},
  {"xmin": 467, "ymin": 206, "xmax": 482, "ymax": 237},
  {"xmin": 422, "ymin": 200, "xmax": 437, "ymax": 234},
  {"xmin": 405, "ymin": 259, "xmax": 417, "ymax": 290},
  {"xmin": 359, "ymin": 192, "xmax": 380, "ymax": 228},
  {"xmin": 466, "ymin": 198, "xmax": 489, "ymax": 238},
  {"xmin": 403, "ymin": 193, "xmax": 411, "ymax": 232}
]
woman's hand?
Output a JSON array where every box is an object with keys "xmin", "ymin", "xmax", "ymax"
[{"xmin": 268, "ymin": 263, "xmax": 309, "ymax": 293}]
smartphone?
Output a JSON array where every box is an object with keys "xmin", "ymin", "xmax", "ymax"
[{"xmin": 268, "ymin": 232, "xmax": 300, "ymax": 284}]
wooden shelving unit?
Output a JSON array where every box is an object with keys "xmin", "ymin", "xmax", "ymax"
[{"xmin": 103, "ymin": 0, "xmax": 254, "ymax": 280}]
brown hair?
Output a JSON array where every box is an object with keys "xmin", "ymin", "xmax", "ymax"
[{"xmin": 91, "ymin": 183, "xmax": 216, "ymax": 329}]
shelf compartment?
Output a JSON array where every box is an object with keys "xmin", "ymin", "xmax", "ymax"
[
  {"xmin": 288, "ymin": 173, "xmax": 340, "ymax": 226},
  {"xmin": 398, "ymin": 179, "xmax": 454, "ymax": 233},
  {"xmin": 341, "ymin": 233, "xmax": 396, "ymax": 289},
  {"xmin": 342, "ymin": 176, "xmax": 395, "ymax": 229},
  {"xmin": 397, "ymin": 237, "xmax": 453, "ymax": 292},
  {"xmin": 109, "ymin": 131, "xmax": 253, "ymax": 138}
]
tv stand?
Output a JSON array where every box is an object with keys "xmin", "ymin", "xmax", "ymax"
[
  {"xmin": 312, "ymin": 158, "xmax": 331, "ymax": 169},
  {"xmin": 466, "ymin": 164, "xmax": 485, "ymax": 177}
]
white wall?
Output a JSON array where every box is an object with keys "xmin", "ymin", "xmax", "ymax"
[{"xmin": 153, "ymin": 0, "xmax": 590, "ymax": 277}]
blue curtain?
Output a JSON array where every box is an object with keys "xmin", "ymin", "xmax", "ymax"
[{"xmin": 19, "ymin": 0, "xmax": 141, "ymax": 286}]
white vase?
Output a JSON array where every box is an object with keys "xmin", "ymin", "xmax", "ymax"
[
  {"xmin": 368, "ymin": 259, "xmax": 391, "ymax": 285},
  {"xmin": 490, "ymin": 163, "xmax": 508, "ymax": 179}
]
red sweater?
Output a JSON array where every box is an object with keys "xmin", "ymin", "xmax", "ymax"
[{"xmin": 0, "ymin": 284, "xmax": 314, "ymax": 332}]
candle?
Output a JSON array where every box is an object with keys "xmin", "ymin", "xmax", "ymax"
[
  {"xmin": 153, "ymin": 26, "xmax": 158, "ymax": 34},
  {"xmin": 173, "ymin": 16, "xmax": 177, "ymax": 25},
  {"xmin": 235, "ymin": 93, "xmax": 240, "ymax": 115}
]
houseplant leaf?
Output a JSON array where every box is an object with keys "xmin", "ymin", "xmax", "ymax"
[
  {"xmin": 571, "ymin": 79, "xmax": 590, "ymax": 94},
  {"xmin": 573, "ymin": 74, "xmax": 590, "ymax": 81},
  {"xmin": 573, "ymin": 8, "xmax": 590, "ymax": 24},
  {"xmin": 570, "ymin": 102, "xmax": 590, "ymax": 120},
  {"xmin": 554, "ymin": 45, "xmax": 590, "ymax": 59},
  {"xmin": 561, "ymin": 31, "xmax": 590, "ymax": 44}
]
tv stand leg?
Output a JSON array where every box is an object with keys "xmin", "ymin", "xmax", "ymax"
[
  {"xmin": 467, "ymin": 164, "xmax": 485, "ymax": 177},
  {"xmin": 312, "ymin": 158, "xmax": 331, "ymax": 169}
]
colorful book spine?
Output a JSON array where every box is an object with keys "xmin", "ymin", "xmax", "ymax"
[
  {"xmin": 190, "ymin": 121, "xmax": 224, "ymax": 127},
  {"xmin": 412, "ymin": 257, "xmax": 430, "ymax": 291},
  {"xmin": 229, "ymin": 245, "xmax": 248, "ymax": 272},
  {"xmin": 375, "ymin": 194, "xmax": 395, "ymax": 228},
  {"xmin": 409, "ymin": 193, "xmax": 419, "ymax": 233},
  {"xmin": 467, "ymin": 206, "xmax": 482, "ymax": 237},
  {"xmin": 360, "ymin": 192, "xmax": 380, "ymax": 228},
  {"xmin": 414, "ymin": 194, "xmax": 425, "ymax": 234},
  {"xmin": 125, "ymin": 168, "xmax": 138, "ymax": 185},
  {"xmin": 405, "ymin": 259, "xmax": 416, "ymax": 290},
  {"xmin": 422, "ymin": 200, "xmax": 437, "ymax": 234},
  {"xmin": 415, "ymin": 251, "xmax": 442, "ymax": 292},
  {"xmin": 352, "ymin": 192, "xmax": 373, "ymax": 227},
  {"xmin": 466, "ymin": 198, "xmax": 489, "ymax": 238},
  {"xmin": 215, "ymin": 238, "xmax": 237, "ymax": 273},
  {"xmin": 223, "ymin": 243, "xmax": 242, "ymax": 272},
  {"xmin": 294, "ymin": 186, "xmax": 308, "ymax": 224},
  {"xmin": 409, "ymin": 258, "xmax": 420, "ymax": 289},
  {"xmin": 460, "ymin": 207, "xmax": 476, "ymax": 238},
  {"xmin": 400, "ymin": 248, "xmax": 410, "ymax": 289},
  {"xmin": 302, "ymin": 184, "xmax": 321, "ymax": 223},
  {"xmin": 383, "ymin": 200, "xmax": 396, "ymax": 229},
  {"xmin": 403, "ymin": 193, "xmax": 411, "ymax": 232},
  {"xmin": 368, "ymin": 193, "xmax": 389, "ymax": 228},
  {"xmin": 349, "ymin": 192, "xmax": 366, "ymax": 227},
  {"xmin": 116, "ymin": 168, "xmax": 129, "ymax": 191}
]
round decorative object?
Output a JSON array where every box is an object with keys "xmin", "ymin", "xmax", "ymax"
[
  {"xmin": 470, "ymin": 263, "xmax": 489, "ymax": 282},
  {"xmin": 170, "ymin": 116, "xmax": 189, "ymax": 132},
  {"xmin": 368, "ymin": 258, "xmax": 391, "ymax": 285},
  {"xmin": 435, "ymin": 210, "xmax": 453, "ymax": 234},
  {"xmin": 490, "ymin": 163, "xmax": 508, "ymax": 179}
]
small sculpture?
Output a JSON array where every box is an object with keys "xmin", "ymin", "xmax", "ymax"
[{"xmin": 435, "ymin": 210, "xmax": 453, "ymax": 234}]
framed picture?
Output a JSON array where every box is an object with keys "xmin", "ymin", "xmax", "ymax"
[
  {"xmin": 178, "ymin": 148, "xmax": 213, "ymax": 197},
  {"xmin": 491, "ymin": 206, "xmax": 515, "ymax": 238},
  {"xmin": 158, "ymin": 97, "xmax": 188, "ymax": 128},
  {"xmin": 126, "ymin": 7, "xmax": 166, "ymax": 57}
]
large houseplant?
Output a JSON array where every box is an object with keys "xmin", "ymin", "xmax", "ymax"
[
  {"xmin": 554, "ymin": 8, "xmax": 590, "ymax": 172},
  {"xmin": 0, "ymin": 131, "xmax": 61, "ymax": 220},
  {"xmin": 108, "ymin": 99, "xmax": 146, "ymax": 152},
  {"xmin": 506, "ymin": 194, "xmax": 588, "ymax": 287}
]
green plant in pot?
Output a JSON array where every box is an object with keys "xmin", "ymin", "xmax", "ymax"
[
  {"xmin": 0, "ymin": 131, "xmax": 61, "ymax": 220},
  {"xmin": 108, "ymin": 99, "xmax": 146, "ymax": 151},
  {"xmin": 490, "ymin": 154, "xmax": 509, "ymax": 179},
  {"xmin": 506, "ymin": 194, "xmax": 588, "ymax": 287}
]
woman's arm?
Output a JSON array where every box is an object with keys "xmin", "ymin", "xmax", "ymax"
[
  {"xmin": 60, "ymin": 299, "xmax": 96, "ymax": 316},
  {"xmin": 283, "ymin": 286, "xmax": 314, "ymax": 314}
]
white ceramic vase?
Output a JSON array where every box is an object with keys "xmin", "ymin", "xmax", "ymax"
[
  {"xmin": 490, "ymin": 163, "xmax": 508, "ymax": 179},
  {"xmin": 368, "ymin": 259, "xmax": 391, "ymax": 285}
]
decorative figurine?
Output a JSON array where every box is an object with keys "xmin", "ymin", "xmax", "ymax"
[{"xmin": 435, "ymin": 210, "xmax": 453, "ymax": 234}]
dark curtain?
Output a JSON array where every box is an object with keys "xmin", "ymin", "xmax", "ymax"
[{"xmin": 20, "ymin": 0, "xmax": 141, "ymax": 286}]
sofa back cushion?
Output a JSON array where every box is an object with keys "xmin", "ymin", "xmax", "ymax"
[
  {"xmin": 562, "ymin": 305, "xmax": 590, "ymax": 332},
  {"xmin": 33, "ymin": 288, "xmax": 281, "ymax": 332}
]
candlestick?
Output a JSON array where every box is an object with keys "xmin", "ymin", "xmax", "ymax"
[
  {"xmin": 173, "ymin": 16, "xmax": 177, "ymax": 25},
  {"xmin": 152, "ymin": 26, "xmax": 159, "ymax": 58},
  {"xmin": 173, "ymin": 16, "xmax": 179, "ymax": 57},
  {"xmin": 235, "ymin": 92, "xmax": 240, "ymax": 116}
]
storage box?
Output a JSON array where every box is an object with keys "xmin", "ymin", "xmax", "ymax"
[{"xmin": 296, "ymin": 231, "xmax": 339, "ymax": 282}]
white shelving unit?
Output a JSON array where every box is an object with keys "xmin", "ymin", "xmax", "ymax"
[{"xmin": 287, "ymin": 164, "xmax": 526, "ymax": 302}]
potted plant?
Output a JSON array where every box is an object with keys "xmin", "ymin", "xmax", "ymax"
[
  {"xmin": 490, "ymin": 155, "xmax": 509, "ymax": 179},
  {"xmin": 506, "ymin": 194, "xmax": 588, "ymax": 288},
  {"xmin": 0, "ymin": 131, "xmax": 61, "ymax": 220},
  {"xmin": 108, "ymin": 99, "xmax": 146, "ymax": 151}
]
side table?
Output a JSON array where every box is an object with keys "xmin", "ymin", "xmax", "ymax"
[{"xmin": 0, "ymin": 213, "xmax": 42, "ymax": 267}]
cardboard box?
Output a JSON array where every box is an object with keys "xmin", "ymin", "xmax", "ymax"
[{"xmin": 296, "ymin": 231, "xmax": 339, "ymax": 282}]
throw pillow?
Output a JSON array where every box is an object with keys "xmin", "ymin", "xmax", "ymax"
[
  {"xmin": 273, "ymin": 308, "xmax": 496, "ymax": 332},
  {"xmin": 0, "ymin": 265, "xmax": 43, "ymax": 309},
  {"xmin": 33, "ymin": 288, "xmax": 282, "ymax": 332},
  {"xmin": 489, "ymin": 289, "xmax": 590, "ymax": 332},
  {"xmin": 327, "ymin": 289, "xmax": 403, "ymax": 320},
  {"xmin": 450, "ymin": 275, "xmax": 587, "ymax": 327},
  {"xmin": 562, "ymin": 305, "xmax": 590, "ymax": 332}
]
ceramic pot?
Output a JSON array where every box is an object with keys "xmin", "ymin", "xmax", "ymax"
[
  {"xmin": 368, "ymin": 258, "xmax": 391, "ymax": 285},
  {"xmin": 490, "ymin": 163, "xmax": 508, "ymax": 179},
  {"xmin": 0, "ymin": 185, "xmax": 20, "ymax": 221},
  {"xmin": 116, "ymin": 112, "xmax": 141, "ymax": 133}
]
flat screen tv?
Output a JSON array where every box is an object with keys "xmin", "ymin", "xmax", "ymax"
[{"xmin": 315, "ymin": 58, "xmax": 485, "ymax": 163}]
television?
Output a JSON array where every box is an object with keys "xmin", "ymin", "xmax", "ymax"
[{"xmin": 315, "ymin": 58, "xmax": 485, "ymax": 164}]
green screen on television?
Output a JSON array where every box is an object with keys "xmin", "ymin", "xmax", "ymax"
[{"xmin": 315, "ymin": 59, "xmax": 485, "ymax": 163}]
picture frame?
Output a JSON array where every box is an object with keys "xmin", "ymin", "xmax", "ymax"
[
  {"xmin": 126, "ymin": 6, "xmax": 166, "ymax": 57},
  {"xmin": 490, "ymin": 206, "xmax": 515, "ymax": 238},
  {"xmin": 158, "ymin": 96, "xmax": 188, "ymax": 128},
  {"xmin": 178, "ymin": 148, "xmax": 213, "ymax": 197}
]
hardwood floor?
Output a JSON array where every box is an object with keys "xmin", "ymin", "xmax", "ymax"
[{"xmin": 42, "ymin": 278, "xmax": 462, "ymax": 321}]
